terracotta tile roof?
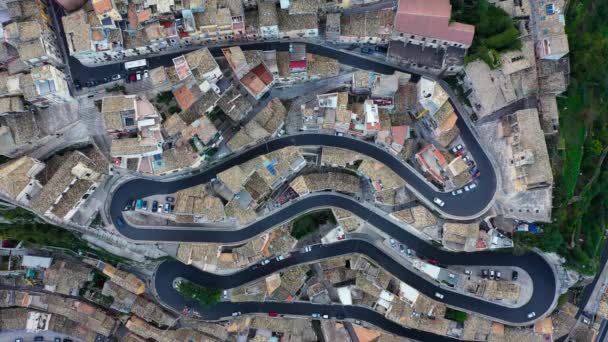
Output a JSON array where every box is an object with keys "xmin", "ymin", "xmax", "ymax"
[
  {"xmin": 31, "ymin": 151, "xmax": 102, "ymax": 216},
  {"xmin": 217, "ymin": 86, "xmax": 252, "ymax": 121},
  {"xmin": 290, "ymin": 172, "xmax": 359, "ymax": 195},
  {"xmin": 227, "ymin": 129, "xmax": 254, "ymax": 151},
  {"xmin": 307, "ymin": 53, "xmax": 339, "ymax": 78},
  {"xmin": 278, "ymin": 10, "xmax": 318, "ymax": 32},
  {"xmin": 353, "ymin": 325, "xmax": 382, "ymax": 342},
  {"xmin": 101, "ymin": 95, "xmax": 136, "ymax": 113},
  {"xmin": 391, "ymin": 125, "xmax": 408, "ymax": 146},
  {"xmin": 395, "ymin": 0, "xmax": 474, "ymax": 46},
  {"xmin": 43, "ymin": 260, "xmax": 91, "ymax": 296},
  {"xmin": 127, "ymin": 4, "xmax": 138, "ymax": 29},
  {"xmin": 173, "ymin": 82, "xmax": 203, "ymax": 111},
  {"xmin": 0, "ymin": 156, "xmax": 41, "ymax": 199},
  {"xmin": 258, "ymin": 2, "xmax": 279, "ymax": 27},
  {"xmin": 92, "ymin": 0, "xmax": 113, "ymax": 14},
  {"xmin": 357, "ymin": 158, "xmax": 405, "ymax": 190},
  {"xmin": 184, "ymin": 48, "xmax": 219, "ymax": 75},
  {"xmin": 241, "ymin": 64, "xmax": 274, "ymax": 97},
  {"xmin": 251, "ymin": 97, "xmax": 286, "ymax": 134},
  {"xmin": 218, "ymin": 165, "xmax": 246, "ymax": 193},
  {"xmin": 50, "ymin": 178, "xmax": 94, "ymax": 218},
  {"xmin": 225, "ymin": 197, "xmax": 257, "ymax": 226},
  {"xmin": 110, "ymin": 137, "xmax": 159, "ymax": 157},
  {"xmin": 162, "ymin": 114, "xmax": 188, "ymax": 137},
  {"xmin": 137, "ymin": 9, "xmax": 151, "ymax": 22}
]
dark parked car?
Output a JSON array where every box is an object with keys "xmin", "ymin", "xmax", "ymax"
[
  {"xmin": 115, "ymin": 217, "xmax": 124, "ymax": 228},
  {"xmin": 34, "ymin": 337, "xmax": 44, "ymax": 342},
  {"xmin": 123, "ymin": 200, "xmax": 133, "ymax": 211},
  {"xmin": 482, "ymin": 269, "xmax": 489, "ymax": 278},
  {"xmin": 360, "ymin": 46, "xmax": 374, "ymax": 54},
  {"xmin": 512, "ymin": 271, "xmax": 518, "ymax": 281},
  {"xmin": 152, "ymin": 200, "xmax": 159, "ymax": 212},
  {"xmin": 374, "ymin": 46, "xmax": 388, "ymax": 53},
  {"xmin": 166, "ymin": 196, "xmax": 175, "ymax": 203}
]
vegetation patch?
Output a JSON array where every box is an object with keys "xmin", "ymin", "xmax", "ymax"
[
  {"xmin": 290, "ymin": 210, "xmax": 337, "ymax": 240},
  {"xmin": 155, "ymin": 91, "xmax": 175, "ymax": 104},
  {"xmin": 444, "ymin": 308, "xmax": 468, "ymax": 323},
  {"xmin": 176, "ymin": 280, "xmax": 221, "ymax": 306},
  {"xmin": 0, "ymin": 207, "xmax": 129, "ymax": 265},
  {"xmin": 451, "ymin": 0, "xmax": 522, "ymax": 67},
  {"xmin": 105, "ymin": 84, "xmax": 126, "ymax": 94},
  {"xmin": 514, "ymin": 0, "xmax": 608, "ymax": 275}
]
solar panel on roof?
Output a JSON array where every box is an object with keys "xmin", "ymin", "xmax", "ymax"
[{"xmin": 546, "ymin": 4, "xmax": 555, "ymax": 15}]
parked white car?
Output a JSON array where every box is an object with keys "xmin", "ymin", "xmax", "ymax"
[
  {"xmin": 451, "ymin": 189, "xmax": 463, "ymax": 196},
  {"xmin": 435, "ymin": 292, "xmax": 444, "ymax": 299},
  {"xmin": 433, "ymin": 197, "xmax": 445, "ymax": 207},
  {"xmin": 464, "ymin": 182, "xmax": 478, "ymax": 191}
]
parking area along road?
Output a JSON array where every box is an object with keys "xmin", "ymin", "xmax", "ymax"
[
  {"xmin": 154, "ymin": 237, "xmax": 556, "ymax": 326},
  {"xmin": 103, "ymin": 129, "xmax": 556, "ymax": 330}
]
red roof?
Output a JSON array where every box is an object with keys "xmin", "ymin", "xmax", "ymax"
[
  {"xmin": 55, "ymin": 0, "xmax": 87, "ymax": 12},
  {"xmin": 127, "ymin": 4, "xmax": 138, "ymax": 29},
  {"xmin": 289, "ymin": 60, "xmax": 307, "ymax": 69},
  {"xmin": 251, "ymin": 64, "xmax": 274, "ymax": 85},
  {"xmin": 395, "ymin": 0, "xmax": 474, "ymax": 46},
  {"xmin": 161, "ymin": 20, "xmax": 175, "ymax": 28},
  {"xmin": 173, "ymin": 85, "xmax": 196, "ymax": 110},
  {"xmin": 366, "ymin": 122, "xmax": 381, "ymax": 131},
  {"xmin": 391, "ymin": 125, "xmax": 409, "ymax": 146},
  {"xmin": 92, "ymin": 0, "xmax": 113, "ymax": 14}
]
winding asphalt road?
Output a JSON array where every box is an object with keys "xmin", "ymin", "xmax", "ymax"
[
  {"xmin": 107, "ymin": 134, "xmax": 555, "ymax": 330},
  {"xmin": 147, "ymin": 193, "xmax": 555, "ymax": 324},
  {"xmin": 111, "ymin": 133, "xmax": 495, "ymax": 220},
  {"xmin": 82, "ymin": 39, "xmax": 555, "ymax": 337}
]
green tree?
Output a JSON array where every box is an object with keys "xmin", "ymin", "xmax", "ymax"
[
  {"xmin": 588, "ymin": 139, "xmax": 604, "ymax": 157},
  {"xmin": 451, "ymin": 0, "xmax": 522, "ymax": 67},
  {"xmin": 445, "ymin": 308, "xmax": 468, "ymax": 323},
  {"xmin": 176, "ymin": 280, "xmax": 221, "ymax": 306},
  {"xmin": 290, "ymin": 210, "xmax": 336, "ymax": 239}
]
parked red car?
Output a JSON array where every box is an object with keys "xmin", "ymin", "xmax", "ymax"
[{"xmin": 269, "ymin": 312, "xmax": 279, "ymax": 317}]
